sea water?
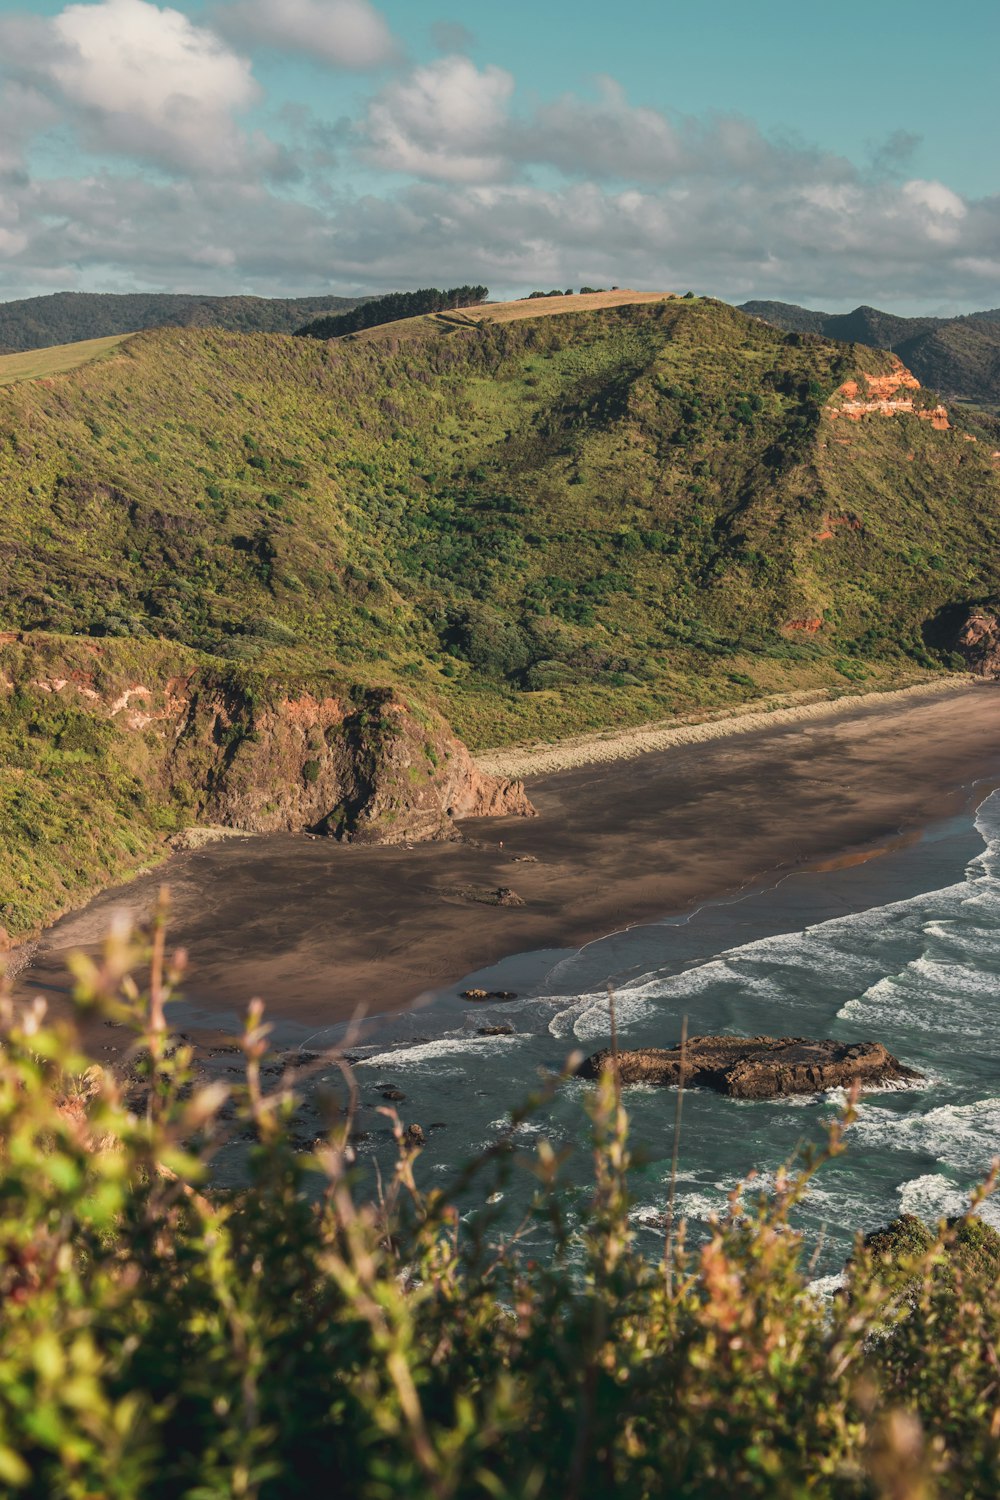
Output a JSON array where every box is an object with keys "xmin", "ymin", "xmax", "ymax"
[{"xmin": 303, "ymin": 785, "xmax": 1000, "ymax": 1271}]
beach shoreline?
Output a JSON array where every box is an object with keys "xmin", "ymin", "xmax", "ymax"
[
  {"xmin": 16, "ymin": 680, "xmax": 1000, "ymax": 1036},
  {"xmin": 474, "ymin": 675, "xmax": 974, "ymax": 779}
]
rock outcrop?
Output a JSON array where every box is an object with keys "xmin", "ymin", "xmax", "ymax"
[
  {"xmin": 828, "ymin": 360, "xmax": 950, "ymax": 429},
  {"xmin": 578, "ymin": 1036, "xmax": 918, "ymax": 1099},
  {"xmin": 953, "ymin": 611, "xmax": 1000, "ymax": 678},
  {"xmin": 173, "ymin": 682, "xmax": 535, "ymax": 843},
  {"xmin": 1, "ymin": 634, "xmax": 535, "ymax": 846}
]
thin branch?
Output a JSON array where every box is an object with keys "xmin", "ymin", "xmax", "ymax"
[
  {"xmin": 663, "ymin": 1013, "xmax": 688, "ymax": 1289},
  {"xmin": 607, "ymin": 982, "xmax": 621, "ymax": 1108}
]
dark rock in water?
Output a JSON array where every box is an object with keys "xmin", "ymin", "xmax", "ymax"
[
  {"xmin": 578, "ymin": 1036, "xmax": 919, "ymax": 1100},
  {"xmin": 462, "ymin": 988, "xmax": 519, "ymax": 1002},
  {"xmin": 478, "ymin": 1023, "xmax": 514, "ymax": 1036},
  {"xmin": 404, "ymin": 1123, "xmax": 425, "ymax": 1149},
  {"xmin": 381, "ymin": 1088, "xmax": 406, "ymax": 1102}
]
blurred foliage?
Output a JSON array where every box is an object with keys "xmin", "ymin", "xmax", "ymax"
[{"xmin": 0, "ymin": 917, "xmax": 998, "ymax": 1497}]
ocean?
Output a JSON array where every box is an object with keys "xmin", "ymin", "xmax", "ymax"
[{"xmin": 293, "ymin": 780, "xmax": 1000, "ymax": 1273}]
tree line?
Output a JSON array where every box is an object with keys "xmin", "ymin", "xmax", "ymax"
[{"xmin": 296, "ymin": 285, "xmax": 489, "ymax": 339}]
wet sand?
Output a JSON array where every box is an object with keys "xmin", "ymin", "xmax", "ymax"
[{"xmin": 19, "ymin": 682, "xmax": 1000, "ymax": 1031}]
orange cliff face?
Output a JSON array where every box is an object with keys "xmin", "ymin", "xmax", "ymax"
[
  {"xmin": 1, "ymin": 636, "xmax": 536, "ymax": 844},
  {"xmin": 828, "ymin": 358, "xmax": 950, "ymax": 430}
]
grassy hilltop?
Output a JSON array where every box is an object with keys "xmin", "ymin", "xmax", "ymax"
[{"xmin": 2, "ymin": 293, "xmax": 999, "ymax": 930}]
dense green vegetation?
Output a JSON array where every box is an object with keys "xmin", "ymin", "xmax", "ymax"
[
  {"xmin": 3, "ymin": 297, "xmax": 994, "ymax": 745},
  {"xmin": 1, "ymin": 924, "xmax": 999, "ymax": 1497},
  {"xmin": 740, "ymin": 299, "xmax": 1000, "ymax": 410},
  {"xmin": 2, "ymin": 295, "xmax": 998, "ymax": 932},
  {"xmin": 297, "ymin": 285, "xmax": 489, "ymax": 339},
  {"xmin": 0, "ymin": 291, "xmax": 365, "ymax": 355}
]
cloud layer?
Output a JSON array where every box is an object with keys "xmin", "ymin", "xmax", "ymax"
[
  {"xmin": 0, "ymin": 0, "xmax": 995, "ymax": 312},
  {"xmin": 213, "ymin": 0, "xmax": 397, "ymax": 70}
]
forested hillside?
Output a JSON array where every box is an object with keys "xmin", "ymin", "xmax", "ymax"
[
  {"xmin": 0, "ymin": 290, "xmax": 365, "ymax": 354},
  {"xmin": 3, "ymin": 295, "xmax": 999, "ymax": 931}
]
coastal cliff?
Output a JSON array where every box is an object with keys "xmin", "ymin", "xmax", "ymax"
[{"xmin": 0, "ymin": 633, "xmax": 533, "ymax": 937}]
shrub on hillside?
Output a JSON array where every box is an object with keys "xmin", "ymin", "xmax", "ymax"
[
  {"xmin": 442, "ymin": 602, "xmax": 533, "ymax": 679},
  {"xmin": 1, "ymin": 914, "xmax": 1000, "ymax": 1497}
]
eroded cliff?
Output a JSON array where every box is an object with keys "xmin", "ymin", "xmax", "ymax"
[
  {"xmin": 827, "ymin": 358, "xmax": 950, "ymax": 428},
  {"xmin": 0, "ymin": 633, "xmax": 534, "ymax": 936}
]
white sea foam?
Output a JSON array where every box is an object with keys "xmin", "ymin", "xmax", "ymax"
[
  {"xmin": 354, "ymin": 789, "xmax": 1000, "ymax": 1274},
  {"xmin": 543, "ymin": 874, "xmax": 977, "ymax": 1047},
  {"xmin": 806, "ymin": 1272, "xmax": 847, "ymax": 1299},
  {"xmin": 896, "ymin": 1173, "xmax": 1000, "ymax": 1230},
  {"xmin": 631, "ymin": 1190, "xmax": 727, "ymax": 1228},
  {"xmin": 851, "ymin": 1097, "xmax": 1000, "ymax": 1171},
  {"xmin": 357, "ymin": 1032, "xmax": 522, "ymax": 1072}
]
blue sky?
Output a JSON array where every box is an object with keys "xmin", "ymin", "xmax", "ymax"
[{"xmin": 0, "ymin": 0, "xmax": 996, "ymax": 311}]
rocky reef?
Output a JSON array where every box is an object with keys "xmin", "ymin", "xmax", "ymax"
[{"xmin": 578, "ymin": 1036, "xmax": 918, "ymax": 1099}]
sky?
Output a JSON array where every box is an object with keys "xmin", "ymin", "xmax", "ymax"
[{"xmin": 0, "ymin": 0, "xmax": 997, "ymax": 312}]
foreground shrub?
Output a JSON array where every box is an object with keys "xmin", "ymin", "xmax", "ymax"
[{"xmin": 0, "ymin": 911, "xmax": 998, "ymax": 1498}]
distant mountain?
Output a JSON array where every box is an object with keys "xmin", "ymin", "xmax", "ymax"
[
  {"xmin": 0, "ymin": 291, "xmax": 367, "ymax": 354},
  {"xmin": 739, "ymin": 300, "xmax": 1000, "ymax": 410}
]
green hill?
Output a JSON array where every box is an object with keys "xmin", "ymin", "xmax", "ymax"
[
  {"xmin": 740, "ymin": 299, "xmax": 1000, "ymax": 410},
  {"xmin": 0, "ymin": 290, "xmax": 367, "ymax": 355},
  {"xmin": 3, "ymin": 296, "xmax": 999, "ymax": 933}
]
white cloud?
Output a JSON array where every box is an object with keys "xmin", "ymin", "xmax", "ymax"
[
  {"xmin": 0, "ymin": 82, "xmax": 56, "ymax": 178},
  {"xmin": 0, "ymin": 160, "xmax": 994, "ymax": 314},
  {"xmin": 0, "ymin": 24, "xmax": 993, "ymax": 315},
  {"xmin": 360, "ymin": 62, "xmax": 855, "ymax": 191},
  {"xmin": 903, "ymin": 179, "xmax": 967, "ymax": 219},
  {"xmin": 901, "ymin": 178, "xmax": 968, "ymax": 244},
  {"xmin": 364, "ymin": 55, "xmax": 516, "ymax": 182},
  {"xmin": 0, "ymin": 0, "xmax": 280, "ymax": 177},
  {"xmin": 214, "ymin": 0, "xmax": 397, "ymax": 70}
]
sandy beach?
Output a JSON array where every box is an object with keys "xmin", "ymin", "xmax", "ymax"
[
  {"xmin": 474, "ymin": 677, "xmax": 975, "ymax": 779},
  {"xmin": 18, "ymin": 679, "xmax": 1000, "ymax": 1031}
]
